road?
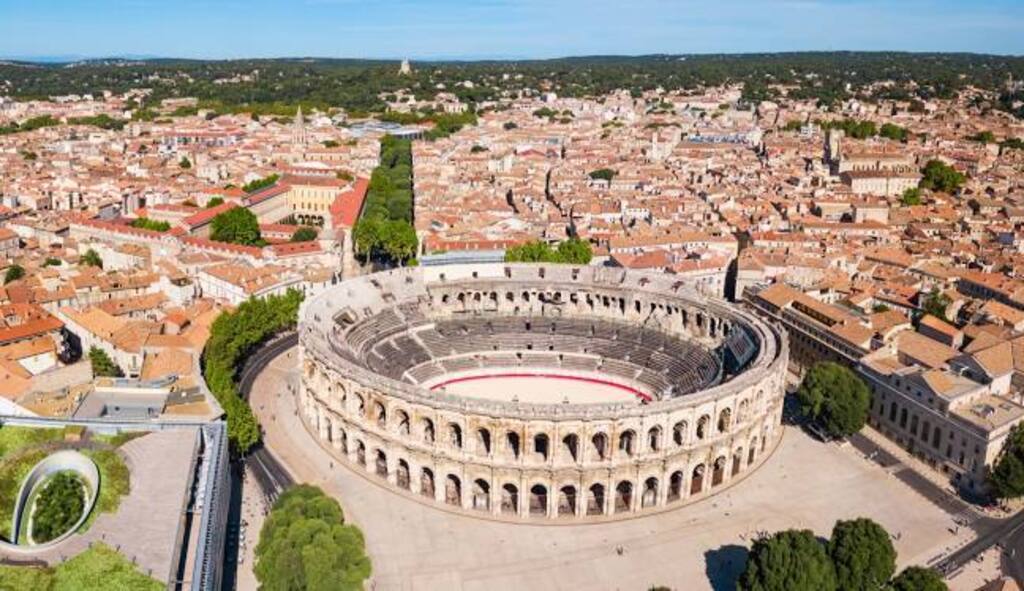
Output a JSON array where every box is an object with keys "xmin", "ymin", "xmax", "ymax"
[
  {"xmin": 221, "ymin": 333, "xmax": 299, "ymax": 590},
  {"xmin": 237, "ymin": 332, "xmax": 298, "ymax": 503},
  {"xmin": 848, "ymin": 431, "xmax": 1024, "ymax": 583}
]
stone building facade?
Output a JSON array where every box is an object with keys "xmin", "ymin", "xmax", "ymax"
[{"xmin": 298, "ymin": 264, "xmax": 788, "ymax": 521}]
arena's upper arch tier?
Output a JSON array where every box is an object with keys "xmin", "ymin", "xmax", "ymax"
[{"xmin": 299, "ymin": 264, "xmax": 788, "ymax": 521}]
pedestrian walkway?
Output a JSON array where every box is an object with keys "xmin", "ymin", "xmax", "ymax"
[{"xmin": 857, "ymin": 425, "xmax": 1003, "ymax": 519}]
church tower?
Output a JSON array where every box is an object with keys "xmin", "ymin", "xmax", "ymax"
[{"xmin": 293, "ymin": 106, "xmax": 308, "ymax": 147}]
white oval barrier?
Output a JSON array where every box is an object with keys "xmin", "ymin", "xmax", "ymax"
[{"xmin": 1, "ymin": 450, "xmax": 100, "ymax": 553}]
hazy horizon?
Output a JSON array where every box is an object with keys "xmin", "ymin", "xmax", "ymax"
[{"xmin": 2, "ymin": 0, "xmax": 1022, "ymax": 61}]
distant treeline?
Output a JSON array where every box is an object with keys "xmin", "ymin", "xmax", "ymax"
[{"xmin": 3, "ymin": 53, "xmax": 1024, "ymax": 116}]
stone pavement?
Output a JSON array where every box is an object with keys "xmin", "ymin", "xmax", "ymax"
[{"xmin": 250, "ymin": 348, "xmax": 974, "ymax": 591}]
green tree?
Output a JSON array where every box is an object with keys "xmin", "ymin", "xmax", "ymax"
[
  {"xmin": 211, "ymin": 207, "xmax": 263, "ymax": 246},
  {"xmin": 796, "ymin": 362, "xmax": 871, "ymax": 439},
  {"xmin": 503, "ymin": 121, "xmax": 518, "ymax": 130},
  {"xmin": 879, "ymin": 123, "xmax": 908, "ymax": 142},
  {"xmin": 990, "ymin": 424, "xmax": 1024, "ymax": 499},
  {"xmin": 43, "ymin": 258, "xmax": 61, "ymax": 267},
  {"xmin": 969, "ymin": 130, "xmax": 996, "ymax": 144},
  {"xmin": 129, "ymin": 217, "xmax": 171, "ymax": 232},
  {"xmin": 31, "ymin": 471, "xmax": 86, "ymax": 543},
  {"xmin": 4, "ymin": 265, "xmax": 24, "ymax": 284},
  {"xmin": 89, "ymin": 347, "xmax": 123, "ymax": 378},
  {"xmin": 505, "ymin": 238, "xmax": 593, "ymax": 264},
  {"xmin": 921, "ymin": 287, "xmax": 951, "ymax": 321},
  {"xmin": 243, "ymin": 173, "xmax": 281, "ymax": 193},
  {"xmin": 254, "ymin": 485, "xmax": 371, "ymax": 591},
  {"xmin": 737, "ymin": 529, "xmax": 837, "ymax": 591},
  {"xmin": 203, "ymin": 290, "xmax": 303, "ymax": 453},
  {"xmin": 888, "ymin": 567, "xmax": 947, "ymax": 591},
  {"xmin": 290, "ymin": 227, "xmax": 318, "ymax": 242},
  {"xmin": 81, "ymin": 249, "xmax": 103, "ymax": 269},
  {"xmin": 919, "ymin": 160, "xmax": 965, "ymax": 194},
  {"xmin": 588, "ymin": 168, "xmax": 617, "ymax": 182},
  {"xmin": 206, "ymin": 196, "xmax": 225, "ymax": 208},
  {"xmin": 900, "ymin": 188, "xmax": 922, "ymax": 206},
  {"xmin": 179, "ymin": 156, "xmax": 191, "ymax": 169},
  {"xmin": 556, "ymin": 238, "xmax": 594, "ymax": 265},
  {"xmin": 828, "ymin": 518, "xmax": 896, "ymax": 591}
]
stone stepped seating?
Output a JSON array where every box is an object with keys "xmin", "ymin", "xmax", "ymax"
[
  {"xmin": 560, "ymin": 355, "xmax": 601, "ymax": 372},
  {"xmin": 396, "ymin": 302, "xmax": 430, "ymax": 326},
  {"xmin": 338, "ymin": 308, "xmax": 722, "ymax": 397},
  {"xmin": 416, "ymin": 328, "xmax": 455, "ymax": 356},
  {"xmin": 636, "ymin": 369, "xmax": 672, "ymax": 393},
  {"xmin": 442, "ymin": 357, "xmax": 481, "ymax": 372},
  {"xmin": 521, "ymin": 353, "xmax": 557, "ymax": 366},
  {"xmin": 346, "ymin": 309, "xmax": 405, "ymax": 354},
  {"xmin": 406, "ymin": 363, "xmax": 445, "ymax": 384}
]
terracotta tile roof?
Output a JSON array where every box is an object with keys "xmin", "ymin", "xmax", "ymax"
[
  {"xmin": 330, "ymin": 177, "xmax": 370, "ymax": 228},
  {"xmin": 182, "ymin": 201, "xmax": 239, "ymax": 229}
]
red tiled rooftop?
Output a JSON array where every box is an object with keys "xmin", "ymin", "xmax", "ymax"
[{"xmin": 330, "ymin": 177, "xmax": 370, "ymax": 228}]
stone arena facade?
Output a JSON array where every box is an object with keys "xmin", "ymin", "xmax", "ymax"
[{"xmin": 298, "ymin": 264, "xmax": 788, "ymax": 522}]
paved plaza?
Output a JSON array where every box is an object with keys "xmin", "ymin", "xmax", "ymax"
[{"xmin": 251, "ymin": 349, "xmax": 974, "ymax": 590}]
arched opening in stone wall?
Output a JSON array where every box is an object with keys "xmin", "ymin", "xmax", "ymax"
[
  {"xmin": 375, "ymin": 449, "xmax": 388, "ymax": 478},
  {"xmin": 448, "ymin": 423, "xmax": 463, "ymax": 448},
  {"xmin": 420, "ymin": 468, "xmax": 435, "ymax": 498},
  {"xmin": 696, "ymin": 415, "xmax": 710, "ymax": 440},
  {"xmin": 472, "ymin": 479, "xmax": 490, "ymax": 511},
  {"xmin": 558, "ymin": 485, "xmax": 577, "ymax": 517},
  {"xmin": 356, "ymin": 441, "xmax": 366, "ymax": 466},
  {"xmin": 647, "ymin": 427, "xmax": 662, "ymax": 452},
  {"xmin": 562, "ymin": 434, "xmax": 579, "ymax": 463},
  {"xmin": 718, "ymin": 408, "xmax": 732, "ymax": 432},
  {"xmin": 534, "ymin": 433, "xmax": 550, "ymax": 461},
  {"xmin": 673, "ymin": 421, "xmax": 687, "ymax": 446},
  {"xmin": 712, "ymin": 456, "xmax": 727, "ymax": 486},
  {"xmin": 614, "ymin": 481, "xmax": 633, "ymax": 513},
  {"xmin": 477, "ymin": 428, "xmax": 491, "ymax": 455},
  {"xmin": 501, "ymin": 484, "xmax": 519, "ymax": 515},
  {"xmin": 668, "ymin": 471, "xmax": 684, "ymax": 502},
  {"xmin": 591, "ymin": 432, "xmax": 608, "ymax": 461},
  {"xmin": 337, "ymin": 428, "xmax": 348, "ymax": 454},
  {"xmin": 445, "ymin": 475, "xmax": 462, "ymax": 507},
  {"xmin": 423, "ymin": 419, "xmax": 435, "ymax": 444},
  {"xmin": 748, "ymin": 440, "xmax": 758, "ymax": 465},
  {"xmin": 529, "ymin": 484, "xmax": 548, "ymax": 517},
  {"xmin": 507, "ymin": 432, "xmax": 521, "ymax": 459},
  {"xmin": 397, "ymin": 410, "xmax": 410, "ymax": 435},
  {"xmin": 732, "ymin": 449, "xmax": 743, "ymax": 476},
  {"xmin": 397, "ymin": 460, "xmax": 410, "ymax": 490},
  {"xmin": 618, "ymin": 430, "xmax": 636, "ymax": 457},
  {"xmin": 691, "ymin": 464, "xmax": 705, "ymax": 495},
  {"xmin": 587, "ymin": 483, "xmax": 605, "ymax": 515},
  {"xmin": 375, "ymin": 402, "xmax": 387, "ymax": 428},
  {"xmin": 642, "ymin": 477, "xmax": 658, "ymax": 508}
]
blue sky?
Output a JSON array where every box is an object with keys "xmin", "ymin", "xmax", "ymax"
[{"xmin": 1, "ymin": 0, "xmax": 1022, "ymax": 60}]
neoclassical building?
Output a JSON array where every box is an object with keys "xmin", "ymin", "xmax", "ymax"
[{"xmin": 298, "ymin": 264, "xmax": 788, "ymax": 521}]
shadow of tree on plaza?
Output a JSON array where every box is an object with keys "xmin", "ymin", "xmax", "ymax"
[{"xmin": 704, "ymin": 543, "xmax": 748, "ymax": 591}]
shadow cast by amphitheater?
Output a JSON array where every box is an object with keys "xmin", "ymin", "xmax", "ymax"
[{"xmin": 704, "ymin": 544, "xmax": 748, "ymax": 591}]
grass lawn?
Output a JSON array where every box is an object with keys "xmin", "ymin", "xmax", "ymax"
[
  {"xmin": 78, "ymin": 449, "xmax": 130, "ymax": 532},
  {"xmin": 0, "ymin": 448, "xmax": 49, "ymax": 541},
  {"xmin": 0, "ymin": 426, "xmax": 65, "ymax": 459},
  {"xmin": 0, "ymin": 542, "xmax": 163, "ymax": 591}
]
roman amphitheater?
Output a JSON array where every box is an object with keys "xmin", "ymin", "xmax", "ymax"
[{"xmin": 298, "ymin": 264, "xmax": 788, "ymax": 521}]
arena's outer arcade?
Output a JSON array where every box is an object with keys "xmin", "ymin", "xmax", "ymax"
[{"xmin": 298, "ymin": 264, "xmax": 788, "ymax": 522}]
